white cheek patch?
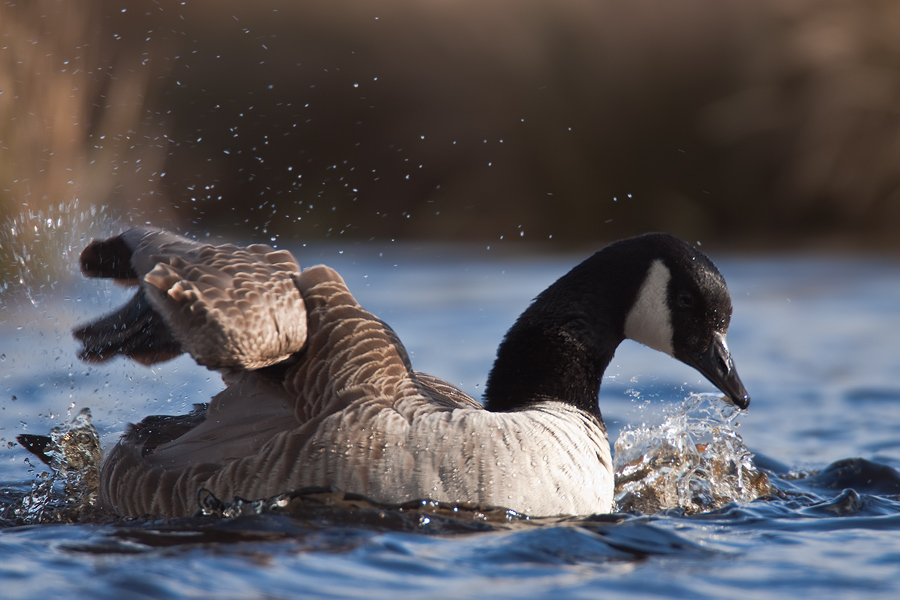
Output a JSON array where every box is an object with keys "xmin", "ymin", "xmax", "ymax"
[{"xmin": 624, "ymin": 260, "xmax": 675, "ymax": 356}]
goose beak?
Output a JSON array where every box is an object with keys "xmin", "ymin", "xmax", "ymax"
[{"xmin": 684, "ymin": 332, "xmax": 750, "ymax": 410}]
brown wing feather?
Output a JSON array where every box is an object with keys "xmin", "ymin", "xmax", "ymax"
[
  {"xmin": 414, "ymin": 372, "xmax": 482, "ymax": 409},
  {"xmin": 74, "ymin": 227, "xmax": 307, "ymax": 369}
]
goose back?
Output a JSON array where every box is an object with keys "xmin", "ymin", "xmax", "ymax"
[{"xmin": 98, "ymin": 263, "xmax": 612, "ymax": 517}]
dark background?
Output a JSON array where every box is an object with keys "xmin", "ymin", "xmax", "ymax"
[{"xmin": 3, "ymin": 0, "xmax": 900, "ymax": 251}]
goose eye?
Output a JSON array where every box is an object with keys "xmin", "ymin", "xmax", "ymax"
[{"xmin": 676, "ymin": 291, "xmax": 695, "ymax": 309}]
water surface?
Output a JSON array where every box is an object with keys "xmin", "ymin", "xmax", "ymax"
[{"xmin": 3, "ymin": 238, "xmax": 900, "ymax": 599}]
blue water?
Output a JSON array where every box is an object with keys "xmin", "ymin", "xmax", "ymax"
[{"xmin": 3, "ymin": 231, "xmax": 900, "ymax": 599}]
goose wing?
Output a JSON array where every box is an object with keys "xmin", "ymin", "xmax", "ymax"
[
  {"xmin": 75, "ymin": 227, "xmax": 306, "ymax": 370},
  {"xmin": 99, "ymin": 263, "xmax": 481, "ymax": 515}
]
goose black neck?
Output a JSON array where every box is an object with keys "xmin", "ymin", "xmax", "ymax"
[{"xmin": 483, "ymin": 242, "xmax": 652, "ymax": 417}]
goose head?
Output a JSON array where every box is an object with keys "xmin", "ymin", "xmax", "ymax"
[
  {"xmin": 484, "ymin": 233, "xmax": 749, "ymax": 415},
  {"xmin": 621, "ymin": 234, "xmax": 749, "ymax": 409}
]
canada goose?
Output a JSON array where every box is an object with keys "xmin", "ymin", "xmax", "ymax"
[{"xmin": 57, "ymin": 228, "xmax": 749, "ymax": 517}]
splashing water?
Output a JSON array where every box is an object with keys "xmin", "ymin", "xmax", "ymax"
[
  {"xmin": 0, "ymin": 199, "xmax": 116, "ymax": 306},
  {"xmin": 5, "ymin": 408, "xmax": 103, "ymax": 525},
  {"xmin": 613, "ymin": 393, "xmax": 772, "ymax": 514}
]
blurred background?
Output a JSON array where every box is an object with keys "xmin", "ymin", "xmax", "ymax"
[{"xmin": 2, "ymin": 0, "xmax": 900, "ymax": 253}]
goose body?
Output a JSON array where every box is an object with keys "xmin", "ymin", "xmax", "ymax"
[{"xmin": 67, "ymin": 228, "xmax": 748, "ymax": 517}]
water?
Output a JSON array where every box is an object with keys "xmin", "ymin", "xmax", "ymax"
[{"xmin": 3, "ymin": 225, "xmax": 900, "ymax": 599}]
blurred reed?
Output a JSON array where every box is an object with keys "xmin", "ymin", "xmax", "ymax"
[{"xmin": 0, "ymin": 1, "xmax": 175, "ymax": 237}]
